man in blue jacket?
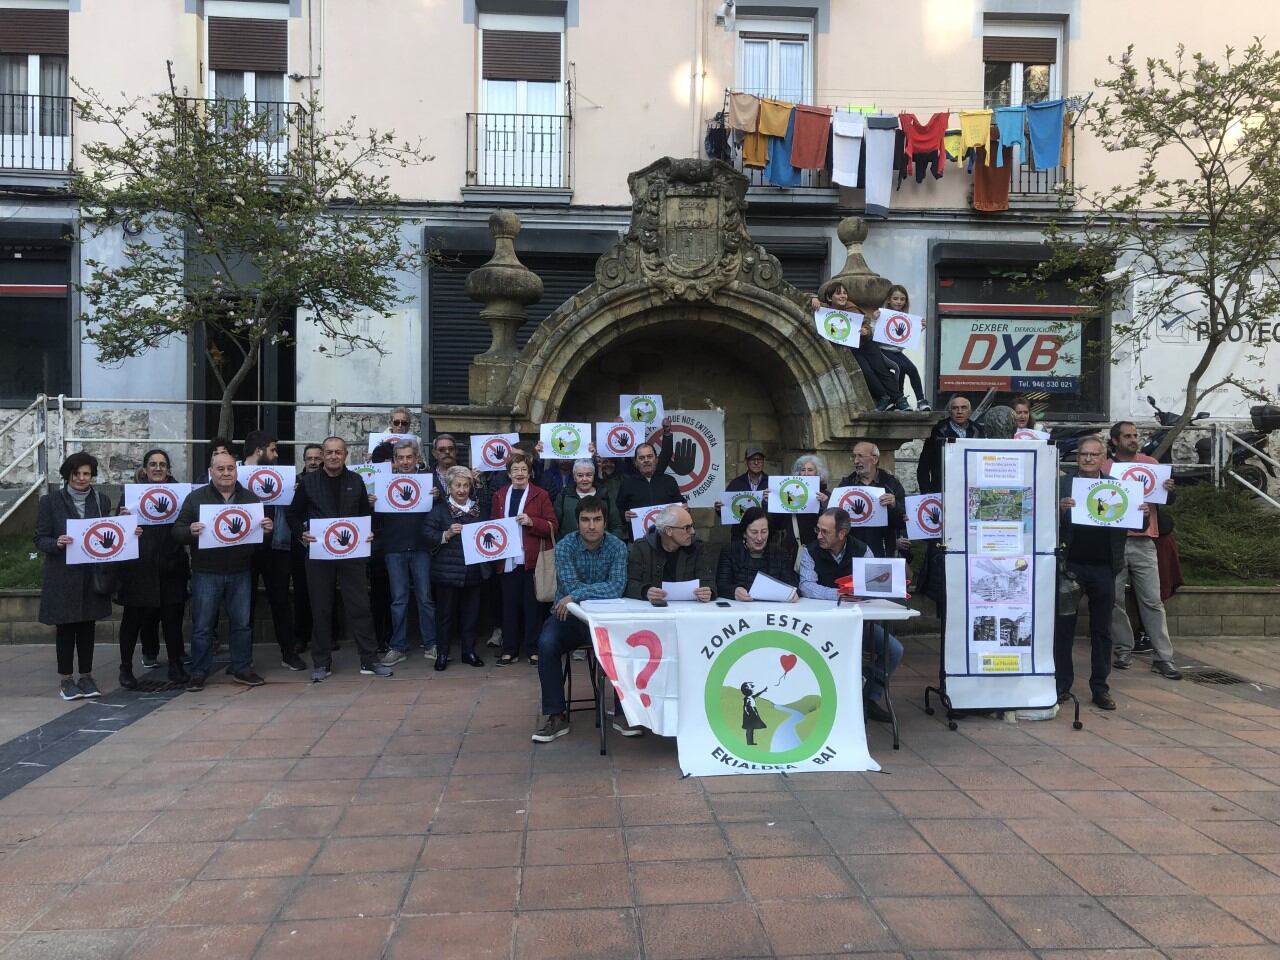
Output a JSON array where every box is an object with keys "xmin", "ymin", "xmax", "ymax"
[{"xmin": 376, "ymin": 440, "xmax": 438, "ymax": 668}]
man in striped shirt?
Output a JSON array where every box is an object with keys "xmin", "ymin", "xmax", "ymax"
[{"xmin": 532, "ymin": 495, "xmax": 630, "ymax": 743}]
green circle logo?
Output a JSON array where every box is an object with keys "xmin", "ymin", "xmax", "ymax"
[
  {"xmin": 550, "ymin": 424, "xmax": 582, "ymax": 456},
  {"xmin": 729, "ymin": 492, "xmax": 760, "ymax": 520},
  {"xmin": 1084, "ymin": 480, "xmax": 1130, "ymax": 523},
  {"xmin": 628, "ymin": 397, "xmax": 659, "ymax": 424},
  {"xmin": 777, "ymin": 479, "xmax": 810, "ymax": 512},
  {"xmin": 704, "ymin": 630, "xmax": 837, "ymax": 764},
  {"xmin": 823, "ymin": 310, "xmax": 853, "ymax": 341}
]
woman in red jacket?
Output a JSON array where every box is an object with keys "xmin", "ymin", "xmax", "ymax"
[{"xmin": 491, "ymin": 451, "xmax": 557, "ymax": 665}]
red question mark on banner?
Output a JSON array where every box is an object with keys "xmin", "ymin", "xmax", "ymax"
[
  {"xmin": 625, "ymin": 629, "xmax": 663, "ymax": 707},
  {"xmin": 593, "ymin": 626, "xmax": 623, "ymax": 700}
]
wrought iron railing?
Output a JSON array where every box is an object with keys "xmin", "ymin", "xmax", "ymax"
[
  {"xmin": 466, "ymin": 112, "xmax": 573, "ymax": 190},
  {"xmin": 0, "ymin": 93, "xmax": 73, "ymax": 172},
  {"xmin": 735, "ymin": 159, "xmax": 834, "ymax": 190},
  {"xmin": 176, "ymin": 98, "xmax": 309, "ymax": 176}
]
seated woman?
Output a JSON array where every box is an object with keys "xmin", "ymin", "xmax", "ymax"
[
  {"xmin": 808, "ymin": 282, "xmax": 909, "ymax": 412},
  {"xmin": 716, "ymin": 507, "xmax": 799, "ymax": 601}
]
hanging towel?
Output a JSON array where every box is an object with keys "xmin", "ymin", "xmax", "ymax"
[
  {"xmin": 863, "ymin": 114, "xmax": 899, "ymax": 219},
  {"xmin": 757, "ymin": 98, "xmax": 793, "ymax": 137},
  {"xmin": 959, "ymin": 109, "xmax": 993, "ymax": 161},
  {"xmin": 831, "ymin": 111, "xmax": 865, "ymax": 187},
  {"xmin": 789, "ymin": 104, "xmax": 832, "ymax": 170},
  {"xmin": 992, "ymin": 106, "xmax": 1026, "ymax": 168},
  {"xmin": 898, "ymin": 111, "xmax": 949, "ymax": 178},
  {"xmin": 1026, "ymin": 98, "xmax": 1066, "ymax": 171},
  {"xmin": 764, "ymin": 109, "xmax": 802, "ymax": 187},
  {"xmin": 741, "ymin": 130, "xmax": 768, "ymax": 168},
  {"xmin": 728, "ymin": 92, "xmax": 761, "ymax": 132},
  {"xmin": 972, "ymin": 124, "xmax": 1012, "ymax": 212},
  {"xmin": 943, "ymin": 128, "xmax": 962, "ymax": 163}
]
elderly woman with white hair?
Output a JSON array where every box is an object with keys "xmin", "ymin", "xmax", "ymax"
[
  {"xmin": 555, "ymin": 458, "xmax": 624, "ymax": 540},
  {"xmin": 787, "ymin": 453, "xmax": 831, "ymax": 549}
]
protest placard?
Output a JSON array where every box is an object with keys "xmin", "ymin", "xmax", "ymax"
[
  {"xmin": 813, "ymin": 307, "xmax": 862, "ymax": 347},
  {"xmin": 374, "ymin": 473, "xmax": 433, "ymax": 513},
  {"xmin": 904, "ymin": 493, "xmax": 943, "ymax": 540},
  {"xmin": 470, "ymin": 433, "xmax": 518, "ymax": 472},
  {"xmin": 872, "ymin": 310, "xmax": 923, "ymax": 351},
  {"xmin": 198, "ymin": 502, "xmax": 265, "ymax": 549},
  {"xmin": 65, "ymin": 517, "xmax": 139, "ymax": 565},
  {"xmin": 352, "ymin": 462, "xmax": 391, "ymax": 495},
  {"xmin": 461, "ymin": 516, "xmax": 524, "ymax": 566},
  {"xmin": 367, "ymin": 431, "xmax": 419, "ymax": 456},
  {"xmin": 768, "ymin": 476, "xmax": 819, "ymax": 515},
  {"xmin": 619, "ymin": 394, "xmax": 664, "ymax": 427},
  {"xmin": 1115, "ymin": 462, "xmax": 1173, "ymax": 504},
  {"xmin": 720, "ymin": 490, "xmax": 763, "ymax": 525},
  {"xmin": 1071, "ymin": 477, "xmax": 1146, "ymax": 529},
  {"xmin": 237, "ymin": 465, "xmax": 295, "ymax": 506},
  {"xmin": 539, "ymin": 422, "xmax": 590, "ymax": 460},
  {"xmin": 123, "ymin": 483, "xmax": 192, "ymax": 526},
  {"xmin": 596, "ymin": 422, "xmax": 642, "ymax": 458},
  {"xmin": 830, "ymin": 485, "xmax": 887, "ymax": 527},
  {"xmin": 630, "ymin": 502, "xmax": 681, "ymax": 541},
  {"xmin": 309, "ymin": 515, "xmax": 372, "ymax": 560}
]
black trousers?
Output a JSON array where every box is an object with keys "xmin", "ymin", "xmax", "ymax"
[
  {"xmin": 119, "ymin": 603, "xmax": 185, "ymax": 666},
  {"xmin": 56, "ymin": 621, "xmax": 95, "ymax": 675},
  {"xmin": 854, "ymin": 344, "xmax": 904, "ymax": 401},
  {"xmin": 436, "ymin": 583, "xmax": 481, "ymax": 657},
  {"xmin": 251, "ymin": 549, "xmax": 296, "ymax": 655},
  {"xmin": 369, "ymin": 555, "xmax": 392, "ymax": 648},
  {"xmin": 1055, "ymin": 561, "xmax": 1115, "ymax": 698},
  {"xmin": 501, "ymin": 568, "xmax": 543, "ymax": 658},
  {"xmin": 291, "ymin": 545, "xmax": 312, "ymax": 649},
  {"xmin": 306, "ymin": 558, "xmax": 378, "ymax": 669}
]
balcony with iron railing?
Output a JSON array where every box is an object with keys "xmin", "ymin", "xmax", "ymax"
[
  {"xmin": 0, "ymin": 92, "xmax": 73, "ymax": 173},
  {"xmin": 176, "ymin": 98, "xmax": 309, "ymax": 177},
  {"xmin": 465, "ymin": 112, "xmax": 573, "ymax": 202}
]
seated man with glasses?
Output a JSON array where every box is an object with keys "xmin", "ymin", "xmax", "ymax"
[
  {"xmin": 624, "ymin": 505, "xmax": 714, "ymax": 604},
  {"xmin": 799, "ymin": 507, "xmax": 903, "ymax": 723}
]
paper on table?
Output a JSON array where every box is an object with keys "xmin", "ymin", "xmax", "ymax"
[
  {"xmin": 580, "ymin": 598, "xmax": 628, "ymax": 608},
  {"xmin": 661, "ymin": 579, "xmax": 701, "ymax": 601},
  {"xmin": 748, "ymin": 572, "xmax": 797, "ymax": 602}
]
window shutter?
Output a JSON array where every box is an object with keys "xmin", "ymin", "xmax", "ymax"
[
  {"xmin": 0, "ymin": 9, "xmax": 69, "ymax": 55},
  {"xmin": 208, "ymin": 17, "xmax": 288, "ymax": 73},
  {"xmin": 983, "ymin": 36, "xmax": 1057, "ymax": 64},
  {"xmin": 482, "ymin": 30, "xmax": 561, "ymax": 82}
]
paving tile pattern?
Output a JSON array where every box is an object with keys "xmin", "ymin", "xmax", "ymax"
[{"xmin": 0, "ymin": 639, "xmax": 1278, "ymax": 957}]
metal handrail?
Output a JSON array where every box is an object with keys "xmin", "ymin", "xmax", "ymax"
[
  {"xmin": 0, "ymin": 395, "xmax": 41, "ymax": 445},
  {"xmin": 0, "ymin": 395, "xmax": 47, "ymax": 527}
]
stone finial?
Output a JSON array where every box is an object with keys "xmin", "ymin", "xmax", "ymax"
[
  {"xmin": 822, "ymin": 217, "xmax": 891, "ymax": 313},
  {"xmin": 464, "ymin": 211, "xmax": 543, "ymax": 404}
]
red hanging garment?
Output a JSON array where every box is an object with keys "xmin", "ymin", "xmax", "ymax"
[{"xmin": 898, "ymin": 111, "xmax": 949, "ymax": 180}]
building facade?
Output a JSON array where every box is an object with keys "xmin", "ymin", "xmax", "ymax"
[{"xmin": 1, "ymin": 0, "xmax": 1275, "ymax": 481}]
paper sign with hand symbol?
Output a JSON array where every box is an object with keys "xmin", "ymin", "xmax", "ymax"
[
  {"xmin": 373, "ymin": 474, "xmax": 431, "ymax": 513},
  {"xmin": 124, "ymin": 483, "xmax": 194, "ymax": 526},
  {"xmin": 871, "ymin": 310, "xmax": 923, "ymax": 351},
  {"xmin": 65, "ymin": 518, "xmax": 139, "ymax": 565},
  {"xmin": 310, "ymin": 515, "xmax": 372, "ymax": 560},
  {"xmin": 238, "ymin": 466, "xmax": 296, "ymax": 505},
  {"xmin": 198, "ymin": 502, "xmax": 265, "ymax": 549}
]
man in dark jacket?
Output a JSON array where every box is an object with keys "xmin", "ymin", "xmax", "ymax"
[
  {"xmin": 917, "ymin": 395, "xmax": 986, "ymax": 493},
  {"xmin": 174, "ymin": 451, "xmax": 272, "ymax": 690},
  {"xmin": 798, "ymin": 507, "xmax": 902, "ymax": 723},
  {"xmin": 624, "ymin": 505, "xmax": 714, "ymax": 602},
  {"xmin": 616, "ymin": 420, "xmax": 681, "ymax": 538},
  {"xmin": 288, "ymin": 436, "xmax": 389, "ymax": 681},
  {"xmin": 375, "ymin": 440, "xmax": 437, "ymax": 668},
  {"xmin": 1055, "ymin": 436, "xmax": 1131, "ymax": 711},
  {"xmin": 838, "ymin": 440, "xmax": 910, "ymax": 562}
]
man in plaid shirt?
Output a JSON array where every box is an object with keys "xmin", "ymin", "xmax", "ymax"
[{"xmin": 532, "ymin": 495, "xmax": 631, "ymax": 743}]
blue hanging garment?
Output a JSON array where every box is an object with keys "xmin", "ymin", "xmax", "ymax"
[
  {"xmin": 764, "ymin": 109, "xmax": 802, "ymax": 187},
  {"xmin": 1026, "ymin": 99, "xmax": 1066, "ymax": 171},
  {"xmin": 992, "ymin": 106, "xmax": 1026, "ymax": 168}
]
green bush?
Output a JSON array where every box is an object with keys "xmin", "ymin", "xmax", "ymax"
[
  {"xmin": 0, "ymin": 533, "xmax": 41, "ymax": 590},
  {"xmin": 1167, "ymin": 484, "xmax": 1280, "ymax": 583}
]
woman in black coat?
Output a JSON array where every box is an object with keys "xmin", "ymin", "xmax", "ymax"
[
  {"xmin": 424, "ymin": 466, "xmax": 490, "ymax": 670},
  {"xmin": 716, "ymin": 507, "xmax": 800, "ymax": 601},
  {"xmin": 34, "ymin": 451, "xmax": 114, "ymax": 701},
  {"xmin": 116, "ymin": 448, "xmax": 191, "ymax": 688}
]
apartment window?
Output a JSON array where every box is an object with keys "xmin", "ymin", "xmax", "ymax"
[
  {"xmin": 736, "ymin": 17, "xmax": 813, "ymax": 104},
  {"xmin": 0, "ymin": 241, "xmax": 71, "ymax": 405},
  {"xmin": 206, "ymin": 12, "xmax": 289, "ymax": 156},
  {"xmin": 983, "ymin": 21, "xmax": 1062, "ymax": 108},
  {"xmin": 0, "ymin": 8, "xmax": 70, "ymax": 170},
  {"xmin": 475, "ymin": 13, "xmax": 566, "ymax": 188}
]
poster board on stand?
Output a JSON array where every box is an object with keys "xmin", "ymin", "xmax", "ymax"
[{"xmin": 939, "ymin": 439, "xmax": 1059, "ymax": 711}]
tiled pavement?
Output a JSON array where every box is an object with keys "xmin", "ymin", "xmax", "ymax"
[{"xmin": 2, "ymin": 638, "xmax": 1280, "ymax": 958}]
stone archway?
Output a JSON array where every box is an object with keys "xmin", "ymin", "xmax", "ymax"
[{"xmin": 426, "ymin": 157, "xmax": 930, "ymax": 471}]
